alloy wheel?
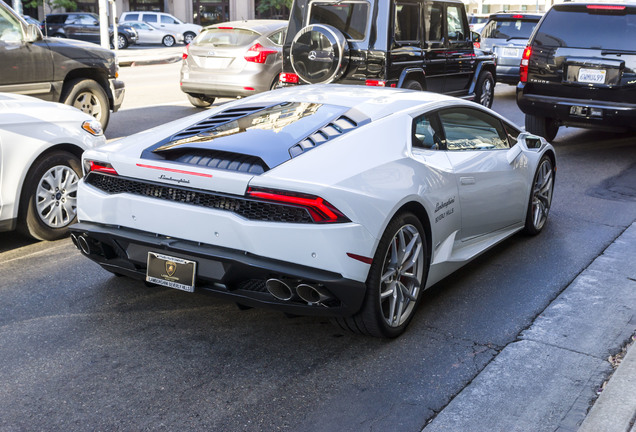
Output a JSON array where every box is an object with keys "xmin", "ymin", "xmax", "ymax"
[
  {"xmin": 35, "ymin": 165, "xmax": 79, "ymax": 228},
  {"xmin": 531, "ymin": 158, "xmax": 553, "ymax": 230}
]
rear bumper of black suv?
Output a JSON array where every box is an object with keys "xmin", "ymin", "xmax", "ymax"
[{"xmin": 516, "ymin": 83, "xmax": 636, "ymax": 131}]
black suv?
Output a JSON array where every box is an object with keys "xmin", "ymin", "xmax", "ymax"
[
  {"xmin": 0, "ymin": 1, "xmax": 124, "ymax": 130},
  {"xmin": 43, "ymin": 12, "xmax": 138, "ymax": 49},
  {"xmin": 279, "ymin": 0, "xmax": 497, "ymax": 107},
  {"xmin": 517, "ymin": 3, "xmax": 636, "ymax": 140}
]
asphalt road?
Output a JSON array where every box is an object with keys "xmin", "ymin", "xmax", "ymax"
[{"xmin": 1, "ymin": 67, "xmax": 635, "ymax": 431}]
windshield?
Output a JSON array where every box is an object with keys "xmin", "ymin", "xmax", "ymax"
[
  {"xmin": 308, "ymin": 2, "xmax": 369, "ymax": 40},
  {"xmin": 482, "ymin": 18, "xmax": 538, "ymax": 40},
  {"xmin": 535, "ymin": 6, "xmax": 636, "ymax": 50}
]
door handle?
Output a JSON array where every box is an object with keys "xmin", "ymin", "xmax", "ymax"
[{"xmin": 460, "ymin": 177, "xmax": 475, "ymax": 185}]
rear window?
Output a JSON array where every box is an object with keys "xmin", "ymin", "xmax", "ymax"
[
  {"xmin": 482, "ymin": 18, "xmax": 539, "ymax": 40},
  {"xmin": 535, "ymin": 6, "xmax": 636, "ymax": 50},
  {"xmin": 195, "ymin": 28, "xmax": 259, "ymax": 46},
  {"xmin": 308, "ymin": 2, "xmax": 369, "ymax": 40}
]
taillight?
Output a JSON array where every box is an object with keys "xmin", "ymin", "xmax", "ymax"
[
  {"xmin": 279, "ymin": 72, "xmax": 299, "ymax": 84},
  {"xmin": 586, "ymin": 4, "xmax": 625, "ymax": 10},
  {"xmin": 246, "ymin": 187, "xmax": 350, "ymax": 223},
  {"xmin": 84, "ymin": 160, "xmax": 118, "ymax": 176},
  {"xmin": 473, "ymin": 41, "xmax": 481, "ymax": 49},
  {"xmin": 244, "ymin": 43, "xmax": 277, "ymax": 64},
  {"xmin": 520, "ymin": 45, "xmax": 532, "ymax": 83},
  {"xmin": 512, "ymin": 14, "xmax": 524, "ymax": 18},
  {"xmin": 182, "ymin": 44, "xmax": 189, "ymax": 60},
  {"xmin": 365, "ymin": 80, "xmax": 386, "ymax": 87}
]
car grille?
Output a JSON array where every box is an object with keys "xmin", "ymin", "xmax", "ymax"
[{"xmin": 85, "ymin": 173, "xmax": 314, "ymax": 223}]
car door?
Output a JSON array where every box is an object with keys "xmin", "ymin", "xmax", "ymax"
[
  {"xmin": 437, "ymin": 107, "xmax": 530, "ymax": 240},
  {"xmin": 389, "ymin": 2, "xmax": 424, "ymax": 82},
  {"xmin": 443, "ymin": 3, "xmax": 474, "ymax": 95},
  {"xmin": 423, "ymin": 1, "xmax": 446, "ymax": 93},
  {"xmin": 0, "ymin": 7, "xmax": 54, "ymax": 99}
]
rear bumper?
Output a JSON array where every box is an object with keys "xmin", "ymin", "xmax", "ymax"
[
  {"xmin": 495, "ymin": 65, "xmax": 520, "ymax": 84},
  {"xmin": 109, "ymin": 78, "xmax": 125, "ymax": 112},
  {"xmin": 69, "ymin": 222, "xmax": 368, "ymax": 317},
  {"xmin": 516, "ymin": 83, "xmax": 636, "ymax": 130}
]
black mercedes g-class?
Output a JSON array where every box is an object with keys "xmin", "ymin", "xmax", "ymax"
[
  {"xmin": 0, "ymin": 1, "xmax": 124, "ymax": 130},
  {"xmin": 517, "ymin": 2, "xmax": 636, "ymax": 141},
  {"xmin": 279, "ymin": 0, "xmax": 497, "ymax": 107}
]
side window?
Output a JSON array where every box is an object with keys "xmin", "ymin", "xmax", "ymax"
[
  {"xmin": 446, "ymin": 5, "xmax": 466, "ymax": 41},
  {"xmin": 394, "ymin": 3, "xmax": 421, "ymax": 43},
  {"xmin": 413, "ymin": 113, "xmax": 444, "ymax": 150},
  {"xmin": 161, "ymin": 15, "xmax": 177, "ymax": 24},
  {"xmin": 0, "ymin": 8, "xmax": 23, "ymax": 43},
  {"xmin": 439, "ymin": 108, "xmax": 509, "ymax": 151},
  {"xmin": 425, "ymin": 2, "xmax": 443, "ymax": 41},
  {"xmin": 143, "ymin": 14, "xmax": 158, "ymax": 24},
  {"xmin": 124, "ymin": 13, "xmax": 138, "ymax": 21},
  {"xmin": 268, "ymin": 29, "xmax": 285, "ymax": 45}
]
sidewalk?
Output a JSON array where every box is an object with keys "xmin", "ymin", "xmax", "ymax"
[
  {"xmin": 423, "ymin": 222, "xmax": 636, "ymax": 432},
  {"xmin": 116, "ymin": 45, "xmax": 184, "ymax": 67}
]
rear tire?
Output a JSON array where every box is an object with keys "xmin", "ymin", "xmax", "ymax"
[
  {"xmin": 184, "ymin": 31, "xmax": 196, "ymax": 44},
  {"xmin": 475, "ymin": 71, "xmax": 494, "ymax": 108},
  {"xmin": 61, "ymin": 78, "xmax": 110, "ymax": 130},
  {"xmin": 403, "ymin": 79, "xmax": 423, "ymax": 91},
  {"xmin": 117, "ymin": 33, "xmax": 128, "ymax": 49},
  {"xmin": 333, "ymin": 212, "xmax": 428, "ymax": 338},
  {"xmin": 162, "ymin": 35, "xmax": 175, "ymax": 47},
  {"xmin": 18, "ymin": 151, "xmax": 82, "ymax": 241},
  {"xmin": 525, "ymin": 114, "xmax": 559, "ymax": 142},
  {"xmin": 187, "ymin": 94, "xmax": 214, "ymax": 108}
]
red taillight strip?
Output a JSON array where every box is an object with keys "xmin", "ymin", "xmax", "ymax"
[
  {"xmin": 586, "ymin": 4, "xmax": 625, "ymax": 9},
  {"xmin": 136, "ymin": 163, "xmax": 213, "ymax": 178},
  {"xmin": 246, "ymin": 187, "xmax": 349, "ymax": 223},
  {"xmin": 520, "ymin": 45, "xmax": 532, "ymax": 83},
  {"xmin": 89, "ymin": 161, "xmax": 118, "ymax": 175},
  {"xmin": 346, "ymin": 253, "xmax": 373, "ymax": 265}
]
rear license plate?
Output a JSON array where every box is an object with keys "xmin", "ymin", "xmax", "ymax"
[
  {"xmin": 578, "ymin": 68, "xmax": 606, "ymax": 84},
  {"xmin": 502, "ymin": 47, "xmax": 519, "ymax": 57},
  {"xmin": 202, "ymin": 57, "xmax": 231, "ymax": 69},
  {"xmin": 146, "ymin": 252, "xmax": 196, "ymax": 293}
]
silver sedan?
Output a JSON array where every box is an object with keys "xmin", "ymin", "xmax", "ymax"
[{"xmin": 125, "ymin": 21, "xmax": 183, "ymax": 46}]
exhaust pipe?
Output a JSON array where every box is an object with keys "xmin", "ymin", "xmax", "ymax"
[
  {"xmin": 70, "ymin": 233, "xmax": 79, "ymax": 250},
  {"xmin": 77, "ymin": 235, "xmax": 92, "ymax": 255},
  {"xmin": 296, "ymin": 283, "xmax": 332, "ymax": 305},
  {"xmin": 266, "ymin": 278, "xmax": 296, "ymax": 301}
]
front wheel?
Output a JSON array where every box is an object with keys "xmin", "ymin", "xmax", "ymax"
[
  {"xmin": 333, "ymin": 212, "xmax": 428, "ymax": 338},
  {"xmin": 475, "ymin": 71, "xmax": 494, "ymax": 108},
  {"xmin": 61, "ymin": 78, "xmax": 110, "ymax": 130},
  {"xmin": 523, "ymin": 155, "xmax": 555, "ymax": 235},
  {"xmin": 525, "ymin": 114, "xmax": 559, "ymax": 142},
  {"xmin": 18, "ymin": 151, "xmax": 82, "ymax": 241},
  {"xmin": 183, "ymin": 32, "xmax": 196, "ymax": 44},
  {"xmin": 162, "ymin": 35, "xmax": 175, "ymax": 47},
  {"xmin": 117, "ymin": 33, "xmax": 128, "ymax": 49}
]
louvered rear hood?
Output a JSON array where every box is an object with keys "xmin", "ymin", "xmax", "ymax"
[{"xmin": 141, "ymin": 101, "xmax": 369, "ymax": 174}]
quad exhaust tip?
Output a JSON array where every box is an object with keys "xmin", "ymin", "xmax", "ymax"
[
  {"xmin": 76, "ymin": 234, "xmax": 92, "ymax": 255},
  {"xmin": 266, "ymin": 278, "xmax": 333, "ymax": 305},
  {"xmin": 296, "ymin": 284, "xmax": 332, "ymax": 304},
  {"xmin": 266, "ymin": 278, "xmax": 295, "ymax": 301}
]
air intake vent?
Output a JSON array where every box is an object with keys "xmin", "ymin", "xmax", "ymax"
[
  {"xmin": 289, "ymin": 115, "xmax": 358, "ymax": 157},
  {"xmin": 165, "ymin": 150, "xmax": 268, "ymax": 174},
  {"xmin": 170, "ymin": 105, "xmax": 268, "ymax": 142}
]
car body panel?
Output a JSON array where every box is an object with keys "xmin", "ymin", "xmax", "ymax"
[
  {"xmin": 125, "ymin": 21, "xmax": 183, "ymax": 45},
  {"xmin": 72, "ymin": 85, "xmax": 555, "ymax": 319},
  {"xmin": 0, "ymin": 93, "xmax": 106, "ymax": 231},
  {"xmin": 120, "ymin": 11, "xmax": 201, "ymax": 41}
]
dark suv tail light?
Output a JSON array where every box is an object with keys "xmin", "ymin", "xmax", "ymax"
[
  {"xmin": 520, "ymin": 45, "xmax": 532, "ymax": 83},
  {"xmin": 244, "ymin": 43, "xmax": 277, "ymax": 63},
  {"xmin": 279, "ymin": 72, "xmax": 299, "ymax": 84}
]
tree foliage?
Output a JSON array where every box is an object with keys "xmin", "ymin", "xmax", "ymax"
[
  {"xmin": 256, "ymin": 0, "xmax": 293, "ymax": 15},
  {"xmin": 24, "ymin": 0, "xmax": 77, "ymax": 13}
]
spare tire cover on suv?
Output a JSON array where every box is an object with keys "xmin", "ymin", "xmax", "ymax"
[{"xmin": 290, "ymin": 24, "xmax": 350, "ymax": 84}]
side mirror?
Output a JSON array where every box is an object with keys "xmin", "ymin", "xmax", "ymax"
[
  {"xmin": 507, "ymin": 132, "xmax": 545, "ymax": 164},
  {"xmin": 25, "ymin": 23, "xmax": 42, "ymax": 42},
  {"xmin": 471, "ymin": 31, "xmax": 480, "ymax": 43}
]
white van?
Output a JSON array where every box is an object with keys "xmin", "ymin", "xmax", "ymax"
[{"xmin": 120, "ymin": 12, "xmax": 201, "ymax": 44}]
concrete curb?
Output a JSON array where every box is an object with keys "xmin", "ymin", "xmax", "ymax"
[{"xmin": 578, "ymin": 339, "xmax": 636, "ymax": 432}]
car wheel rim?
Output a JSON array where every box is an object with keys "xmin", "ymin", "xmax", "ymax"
[
  {"xmin": 379, "ymin": 224, "xmax": 424, "ymax": 327},
  {"xmin": 184, "ymin": 33, "xmax": 194, "ymax": 44},
  {"xmin": 480, "ymin": 79, "xmax": 492, "ymax": 106},
  {"xmin": 165, "ymin": 37, "xmax": 174, "ymax": 46},
  {"xmin": 118, "ymin": 35, "xmax": 126, "ymax": 48},
  {"xmin": 532, "ymin": 159, "xmax": 553, "ymax": 230},
  {"xmin": 36, "ymin": 165, "xmax": 79, "ymax": 228},
  {"xmin": 72, "ymin": 91, "xmax": 103, "ymax": 122}
]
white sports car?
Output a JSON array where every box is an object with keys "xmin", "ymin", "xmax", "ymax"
[
  {"xmin": 0, "ymin": 93, "xmax": 105, "ymax": 240},
  {"xmin": 71, "ymin": 85, "xmax": 556, "ymax": 337}
]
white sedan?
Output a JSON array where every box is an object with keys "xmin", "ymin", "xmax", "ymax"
[
  {"xmin": 0, "ymin": 93, "xmax": 106, "ymax": 240},
  {"xmin": 70, "ymin": 85, "xmax": 555, "ymax": 337},
  {"xmin": 124, "ymin": 21, "xmax": 183, "ymax": 46}
]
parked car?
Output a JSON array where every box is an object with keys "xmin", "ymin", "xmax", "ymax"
[
  {"xmin": 180, "ymin": 20, "xmax": 287, "ymax": 107},
  {"xmin": 124, "ymin": 21, "xmax": 183, "ymax": 46},
  {"xmin": 0, "ymin": 93, "xmax": 106, "ymax": 240},
  {"xmin": 120, "ymin": 11, "xmax": 201, "ymax": 44},
  {"xmin": 480, "ymin": 12, "xmax": 542, "ymax": 84},
  {"xmin": 468, "ymin": 13, "xmax": 489, "ymax": 33},
  {"xmin": 279, "ymin": 0, "xmax": 497, "ymax": 108},
  {"xmin": 0, "ymin": 1, "xmax": 124, "ymax": 130},
  {"xmin": 517, "ymin": 2, "xmax": 636, "ymax": 141},
  {"xmin": 22, "ymin": 14, "xmax": 41, "ymax": 27},
  {"xmin": 43, "ymin": 12, "xmax": 138, "ymax": 49},
  {"xmin": 70, "ymin": 85, "xmax": 556, "ymax": 338}
]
